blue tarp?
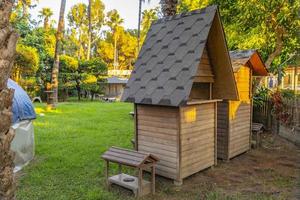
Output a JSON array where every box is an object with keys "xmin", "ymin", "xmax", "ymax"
[{"xmin": 7, "ymin": 79, "xmax": 36, "ymax": 124}]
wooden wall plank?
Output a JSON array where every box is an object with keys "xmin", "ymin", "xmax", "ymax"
[
  {"xmin": 179, "ymin": 103, "xmax": 215, "ymax": 179},
  {"xmin": 137, "ymin": 105, "xmax": 180, "ymax": 180}
]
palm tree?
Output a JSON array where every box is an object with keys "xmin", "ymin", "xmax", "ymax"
[
  {"xmin": 137, "ymin": 0, "xmax": 150, "ymax": 50},
  {"xmin": 87, "ymin": 0, "xmax": 92, "ymax": 60},
  {"xmin": 50, "ymin": 0, "xmax": 66, "ymax": 108},
  {"xmin": 160, "ymin": 0, "xmax": 178, "ymax": 16},
  {"xmin": 106, "ymin": 10, "xmax": 124, "ymax": 70},
  {"xmin": 0, "ymin": 1, "xmax": 18, "ymax": 199},
  {"xmin": 141, "ymin": 9, "xmax": 158, "ymax": 42},
  {"xmin": 38, "ymin": 7, "xmax": 53, "ymax": 29}
]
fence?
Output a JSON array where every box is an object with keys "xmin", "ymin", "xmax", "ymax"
[{"xmin": 253, "ymin": 97, "xmax": 300, "ymax": 145}]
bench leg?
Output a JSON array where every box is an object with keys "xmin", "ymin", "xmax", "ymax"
[
  {"xmin": 138, "ymin": 169, "xmax": 143, "ymax": 197},
  {"xmin": 105, "ymin": 161, "xmax": 110, "ymax": 188},
  {"xmin": 151, "ymin": 166, "xmax": 155, "ymax": 194}
]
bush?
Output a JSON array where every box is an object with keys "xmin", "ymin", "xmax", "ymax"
[{"xmin": 253, "ymin": 86, "xmax": 270, "ymax": 107}]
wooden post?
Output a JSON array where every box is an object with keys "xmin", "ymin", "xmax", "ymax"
[
  {"xmin": 209, "ymin": 83, "xmax": 212, "ymax": 99},
  {"xmin": 151, "ymin": 166, "xmax": 155, "ymax": 194},
  {"xmin": 177, "ymin": 107, "xmax": 182, "ymax": 183},
  {"xmin": 249, "ymin": 71, "xmax": 253, "ymax": 150},
  {"xmin": 138, "ymin": 169, "xmax": 143, "ymax": 197},
  {"xmin": 118, "ymin": 163, "xmax": 122, "ymax": 180},
  {"xmin": 226, "ymin": 101, "xmax": 230, "ymax": 161},
  {"xmin": 134, "ymin": 104, "xmax": 138, "ymax": 150},
  {"xmin": 105, "ymin": 160, "xmax": 109, "ymax": 187},
  {"xmin": 214, "ymin": 102, "xmax": 218, "ymax": 165}
]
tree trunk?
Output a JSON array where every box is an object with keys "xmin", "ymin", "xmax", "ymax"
[
  {"xmin": 44, "ymin": 17, "xmax": 49, "ymax": 30},
  {"xmin": 264, "ymin": 28, "xmax": 284, "ymax": 68},
  {"xmin": 76, "ymin": 82, "xmax": 81, "ymax": 101},
  {"xmin": 50, "ymin": 0, "xmax": 66, "ymax": 109},
  {"xmin": 137, "ymin": 0, "xmax": 142, "ymax": 51},
  {"xmin": 0, "ymin": 1, "xmax": 18, "ymax": 200},
  {"xmin": 21, "ymin": 0, "xmax": 28, "ymax": 19},
  {"xmin": 87, "ymin": 0, "xmax": 92, "ymax": 60}
]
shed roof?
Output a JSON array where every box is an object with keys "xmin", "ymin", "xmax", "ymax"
[
  {"xmin": 230, "ymin": 50, "xmax": 268, "ymax": 76},
  {"xmin": 122, "ymin": 5, "xmax": 237, "ymax": 106},
  {"xmin": 107, "ymin": 76, "xmax": 128, "ymax": 84},
  {"xmin": 101, "ymin": 146, "xmax": 159, "ymax": 167}
]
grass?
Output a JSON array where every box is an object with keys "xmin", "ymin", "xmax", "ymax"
[
  {"xmin": 17, "ymin": 101, "xmax": 134, "ymax": 200},
  {"xmin": 17, "ymin": 101, "xmax": 299, "ymax": 200}
]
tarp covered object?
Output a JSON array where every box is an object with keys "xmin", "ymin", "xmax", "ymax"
[
  {"xmin": 7, "ymin": 79, "xmax": 36, "ymax": 124},
  {"xmin": 11, "ymin": 120, "xmax": 35, "ymax": 172}
]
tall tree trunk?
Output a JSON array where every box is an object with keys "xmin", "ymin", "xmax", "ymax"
[
  {"xmin": 264, "ymin": 29, "xmax": 284, "ymax": 68},
  {"xmin": 44, "ymin": 17, "xmax": 49, "ymax": 30},
  {"xmin": 137, "ymin": 0, "xmax": 142, "ymax": 51},
  {"xmin": 50, "ymin": 0, "xmax": 66, "ymax": 108},
  {"xmin": 76, "ymin": 79, "xmax": 81, "ymax": 101},
  {"xmin": 87, "ymin": 0, "xmax": 92, "ymax": 60},
  {"xmin": 113, "ymin": 33, "xmax": 118, "ymax": 70},
  {"xmin": 21, "ymin": 0, "xmax": 28, "ymax": 19},
  {"xmin": 0, "ymin": 1, "xmax": 18, "ymax": 200},
  {"xmin": 160, "ymin": 0, "xmax": 178, "ymax": 16}
]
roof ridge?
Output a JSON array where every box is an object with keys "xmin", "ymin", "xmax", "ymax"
[{"xmin": 153, "ymin": 4, "xmax": 218, "ymax": 25}]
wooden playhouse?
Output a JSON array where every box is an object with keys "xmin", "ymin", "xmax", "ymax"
[
  {"xmin": 122, "ymin": 5, "xmax": 238, "ymax": 184},
  {"xmin": 217, "ymin": 50, "xmax": 268, "ymax": 160}
]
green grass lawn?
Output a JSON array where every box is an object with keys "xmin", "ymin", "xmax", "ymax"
[{"xmin": 17, "ymin": 102, "xmax": 134, "ymax": 200}]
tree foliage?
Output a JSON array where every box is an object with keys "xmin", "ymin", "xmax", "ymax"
[
  {"xmin": 178, "ymin": 0, "xmax": 300, "ymax": 72},
  {"xmin": 15, "ymin": 44, "xmax": 39, "ymax": 74},
  {"xmin": 11, "ymin": 0, "xmax": 298, "ymax": 102}
]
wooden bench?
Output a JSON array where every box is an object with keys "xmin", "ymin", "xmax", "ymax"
[
  {"xmin": 252, "ymin": 123, "xmax": 264, "ymax": 148},
  {"xmin": 101, "ymin": 146, "xmax": 159, "ymax": 197}
]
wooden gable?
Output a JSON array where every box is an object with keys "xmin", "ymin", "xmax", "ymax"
[
  {"xmin": 194, "ymin": 47, "xmax": 214, "ymax": 83},
  {"xmin": 206, "ymin": 11, "xmax": 238, "ymax": 101},
  {"xmin": 189, "ymin": 11, "xmax": 239, "ymax": 101}
]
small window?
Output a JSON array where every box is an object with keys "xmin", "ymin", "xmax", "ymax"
[{"xmin": 189, "ymin": 83, "xmax": 211, "ymax": 100}]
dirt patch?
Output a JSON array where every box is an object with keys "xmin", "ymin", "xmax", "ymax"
[{"xmin": 138, "ymin": 133, "xmax": 300, "ymax": 200}]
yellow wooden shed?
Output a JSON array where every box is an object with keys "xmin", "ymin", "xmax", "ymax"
[{"xmin": 217, "ymin": 50, "xmax": 268, "ymax": 160}]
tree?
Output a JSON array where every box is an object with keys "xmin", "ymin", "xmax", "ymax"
[
  {"xmin": 137, "ymin": 0, "xmax": 151, "ymax": 50},
  {"xmin": 97, "ymin": 27, "xmax": 137, "ymax": 70},
  {"xmin": 177, "ymin": 0, "xmax": 209, "ymax": 13},
  {"xmin": 68, "ymin": 3, "xmax": 87, "ymax": 60},
  {"xmin": 59, "ymin": 55, "xmax": 79, "ymax": 100},
  {"xmin": 38, "ymin": 8, "xmax": 53, "ymax": 30},
  {"xmin": 0, "ymin": 1, "xmax": 18, "ymax": 199},
  {"xmin": 106, "ymin": 9, "xmax": 124, "ymax": 70},
  {"xmin": 13, "ymin": 44, "xmax": 39, "ymax": 83},
  {"xmin": 160, "ymin": 0, "xmax": 178, "ymax": 16},
  {"xmin": 50, "ymin": 0, "xmax": 66, "ymax": 108},
  {"xmin": 80, "ymin": 58, "xmax": 107, "ymax": 100},
  {"xmin": 14, "ymin": 0, "xmax": 38, "ymax": 19},
  {"xmin": 87, "ymin": 0, "xmax": 92, "ymax": 60},
  {"xmin": 141, "ymin": 8, "xmax": 158, "ymax": 44},
  {"xmin": 87, "ymin": 0, "xmax": 106, "ymax": 60},
  {"xmin": 68, "ymin": 0, "xmax": 105, "ymax": 60},
  {"xmin": 178, "ymin": 0, "xmax": 300, "ymax": 73}
]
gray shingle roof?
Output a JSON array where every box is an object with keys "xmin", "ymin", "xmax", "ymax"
[
  {"xmin": 107, "ymin": 76, "xmax": 128, "ymax": 84},
  {"xmin": 229, "ymin": 50, "xmax": 268, "ymax": 76},
  {"xmin": 121, "ymin": 5, "xmax": 218, "ymax": 107},
  {"xmin": 229, "ymin": 50, "xmax": 255, "ymax": 72}
]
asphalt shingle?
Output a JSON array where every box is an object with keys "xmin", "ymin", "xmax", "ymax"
[{"xmin": 121, "ymin": 5, "xmax": 218, "ymax": 106}]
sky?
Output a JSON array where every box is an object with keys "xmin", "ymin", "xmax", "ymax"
[{"xmin": 31, "ymin": 0, "xmax": 161, "ymax": 29}]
